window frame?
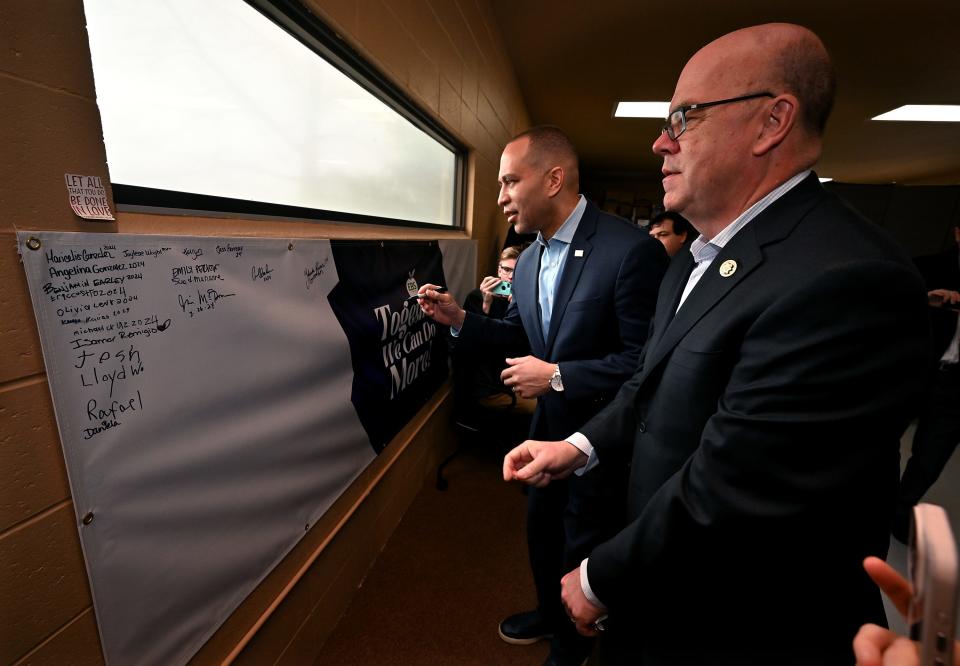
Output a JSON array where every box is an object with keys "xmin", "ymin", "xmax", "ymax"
[{"xmin": 106, "ymin": 0, "xmax": 467, "ymax": 230}]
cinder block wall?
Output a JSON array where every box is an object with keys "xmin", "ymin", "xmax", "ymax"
[{"xmin": 0, "ymin": 1, "xmax": 529, "ymax": 663}]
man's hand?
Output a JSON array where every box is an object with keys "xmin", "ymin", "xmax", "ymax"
[
  {"xmin": 864, "ymin": 556, "xmax": 911, "ymax": 616},
  {"xmin": 929, "ymin": 289, "xmax": 960, "ymax": 307},
  {"xmin": 502, "ymin": 439, "xmax": 586, "ymax": 487},
  {"xmin": 561, "ymin": 567, "xmax": 603, "ymax": 637},
  {"xmin": 853, "ymin": 557, "xmax": 915, "ymax": 666},
  {"xmin": 479, "ymin": 276, "xmax": 501, "ymax": 313},
  {"xmin": 501, "ymin": 355, "xmax": 554, "ymax": 399},
  {"xmin": 852, "ymin": 556, "xmax": 960, "ymax": 666},
  {"xmin": 416, "ymin": 283, "xmax": 465, "ymax": 328},
  {"xmin": 853, "ymin": 625, "xmax": 919, "ymax": 666}
]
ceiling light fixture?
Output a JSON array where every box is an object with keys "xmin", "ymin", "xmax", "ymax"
[
  {"xmin": 872, "ymin": 105, "xmax": 960, "ymax": 122},
  {"xmin": 818, "ymin": 177, "xmax": 833, "ymax": 183},
  {"xmin": 614, "ymin": 101, "xmax": 671, "ymax": 118}
]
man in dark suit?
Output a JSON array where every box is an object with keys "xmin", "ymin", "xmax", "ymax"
[
  {"xmin": 893, "ymin": 223, "xmax": 960, "ymax": 541},
  {"xmin": 418, "ymin": 126, "xmax": 668, "ymax": 665},
  {"xmin": 503, "ymin": 24, "xmax": 929, "ymax": 665}
]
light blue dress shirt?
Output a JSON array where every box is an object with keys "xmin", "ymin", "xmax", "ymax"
[{"xmin": 536, "ymin": 195, "xmax": 587, "ymax": 340}]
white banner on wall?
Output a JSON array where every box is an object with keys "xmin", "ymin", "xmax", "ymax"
[{"xmin": 17, "ymin": 231, "xmax": 475, "ymax": 666}]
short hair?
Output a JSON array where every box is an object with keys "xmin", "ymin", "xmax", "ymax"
[
  {"xmin": 650, "ymin": 211, "xmax": 694, "ymax": 239},
  {"xmin": 773, "ymin": 35, "xmax": 836, "ymax": 135},
  {"xmin": 500, "ymin": 245, "xmax": 523, "ymax": 262},
  {"xmin": 510, "ymin": 125, "xmax": 579, "ymax": 175}
]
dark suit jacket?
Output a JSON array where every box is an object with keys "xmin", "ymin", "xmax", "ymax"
[
  {"xmin": 580, "ymin": 174, "xmax": 929, "ymax": 664},
  {"xmin": 458, "ymin": 201, "xmax": 668, "ymax": 441},
  {"xmin": 452, "ymin": 288, "xmax": 525, "ymax": 401}
]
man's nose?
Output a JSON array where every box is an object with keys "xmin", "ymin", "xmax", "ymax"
[
  {"xmin": 652, "ymin": 131, "xmax": 678, "ymax": 156},
  {"xmin": 497, "ymin": 187, "xmax": 508, "ymax": 207}
]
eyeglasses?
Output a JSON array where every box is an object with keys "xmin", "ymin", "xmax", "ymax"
[
  {"xmin": 498, "ymin": 264, "xmax": 515, "ymax": 275},
  {"xmin": 661, "ymin": 92, "xmax": 775, "ymax": 141}
]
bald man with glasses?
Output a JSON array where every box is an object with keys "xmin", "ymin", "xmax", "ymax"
[{"xmin": 503, "ymin": 24, "xmax": 929, "ymax": 665}]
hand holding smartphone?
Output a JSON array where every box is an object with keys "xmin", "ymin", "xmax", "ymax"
[
  {"xmin": 492, "ymin": 280, "xmax": 512, "ymax": 298},
  {"xmin": 908, "ymin": 503, "xmax": 958, "ymax": 665}
]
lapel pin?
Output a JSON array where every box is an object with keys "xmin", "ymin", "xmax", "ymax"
[
  {"xmin": 718, "ymin": 259, "xmax": 738, "ymax": 277},
  {"xmin": 574, "ymin": 249, "xmax": 584, "ymax": 257}
]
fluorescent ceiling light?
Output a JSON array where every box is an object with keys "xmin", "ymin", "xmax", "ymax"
[
  {"xmin": 872, "ymin": 105, "xmax": 960, "ymax": 122},
  {"xmin": 818, "ymin": 177, "xmax": 833, "ymax": 183},
  {"xmin": 614, "ymin": 101, "xmax": 670, "ymax": 118}
]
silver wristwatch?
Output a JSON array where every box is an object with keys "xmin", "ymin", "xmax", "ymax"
[{"xmin": 549, "ymin": 365, "xmax": 564, "ymax": 392}]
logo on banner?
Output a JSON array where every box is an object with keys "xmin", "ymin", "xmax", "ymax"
[{"xmin": 405, "ymin": 270, "xmax": 419, "ymax": 297}]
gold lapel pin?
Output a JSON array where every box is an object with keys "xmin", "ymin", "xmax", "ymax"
[{"xmin": 719, "ymin": 259, "xmax": 738, "ymax": 277}]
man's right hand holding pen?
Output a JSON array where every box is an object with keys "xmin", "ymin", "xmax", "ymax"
[{"xmin": 416, "ymin": 283, "xmax": 466, "ymax": 329}]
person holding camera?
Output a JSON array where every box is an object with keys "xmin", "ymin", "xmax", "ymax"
[{"xmin": 472, "ymin": 245, "xmax": 521, "ymax": 315}]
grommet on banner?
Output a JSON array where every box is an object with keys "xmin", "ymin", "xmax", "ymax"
[
  {"xmin": 82, "ymin": 511, "xmax": 95, "ymax": 525},
  {"xmin": 288, "ymin": 242, "xmax": 294, "ymax": 251},
  {"xmin": 26, "ymin": 237, "xmax": 41, "ymax": 251}
]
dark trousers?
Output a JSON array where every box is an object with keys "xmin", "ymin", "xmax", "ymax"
[
  {"xmin": 896, "ymin": 363, "xmax": 960, "ymax": 526},
  {"xmin": 527, "ymin": 466, "xmax": 624, "ymax": 663}
]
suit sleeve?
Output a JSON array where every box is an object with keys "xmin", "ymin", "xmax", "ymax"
[
  {"xmin": 456, "ymin": 296, "xmax": 528, "ymax": 351},
  {"xmin": 585, "ymin": 259, "xmax": 929, "ymax": 612},
  {"xmin": 560, "ymin": 236, "xmax": 668, "ymax": 402},
  {"xmin": 462, "ymin": 288, "xmax": 484, "ymax": 315}
]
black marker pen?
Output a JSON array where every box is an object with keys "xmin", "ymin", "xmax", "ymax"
[{"xmin": 407, "ymin": 286, "xmax": 446, "ymax": 301}]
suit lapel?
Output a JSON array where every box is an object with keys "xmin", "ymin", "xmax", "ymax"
[
  {"xmin": 640, "ymin": 233, "xmax": 764, "ymax": 379},
  {"xmin": 647, "ymin": 251, "xmax": 695, "ymax": 353},
  {"xmin": 637, "ymin": 173, "xmax": 826, "ymax": 386},
  {"xmin": 543, "ymin": 204, "xmax": 597, "ymax": 357},
  {"xmin": 515, "ymin": 242, "xmax": 545, "ymax": 356}
]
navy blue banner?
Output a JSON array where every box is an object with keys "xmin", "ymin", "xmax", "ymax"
[{"xmin": 328, "ymin": 241, "xmax": 449, "ymax": 452}]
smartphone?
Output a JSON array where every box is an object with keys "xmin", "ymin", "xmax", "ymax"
[
  {"xmin": 492, "ymin": 280, "xmax": 512, "ymax": 297},
  {"xmin": 908, "ymin": 503, "xmax": 958, "ymax": 666}
]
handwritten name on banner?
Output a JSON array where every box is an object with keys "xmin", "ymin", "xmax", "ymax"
[{"xmin": 17, "ymin": 231, "xmax": 473, "ymax": 666}]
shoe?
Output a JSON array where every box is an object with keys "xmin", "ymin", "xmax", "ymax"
[{"xmin": 498, "ymin": 610, "xmax": 553, "ymax": 645}]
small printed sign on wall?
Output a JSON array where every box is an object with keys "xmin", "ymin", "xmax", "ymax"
[{"xmin": 64, "ymin": 173, "xmax": 115, "ymax": 220}]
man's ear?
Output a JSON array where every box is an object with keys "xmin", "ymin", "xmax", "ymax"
[
  {"xmin": 753, "ymin": 95, "xmax": 799, "ymax": 156},
  {"xmin": 544, "ymin": 166, "xmax": 564, "ymax": 197}
]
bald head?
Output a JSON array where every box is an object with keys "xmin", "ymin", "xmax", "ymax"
[
  {"xmin": 689, "ymin": 24, "xmax": 835, "ymax": 137},
  {"xmin": 654, "ymin": 24, "xmax": 835, "ymax": 234}
]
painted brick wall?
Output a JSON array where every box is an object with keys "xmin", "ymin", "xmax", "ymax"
[{"xmin": 0, "ymin": 1, "xmax": 528, "ymax": 663}]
